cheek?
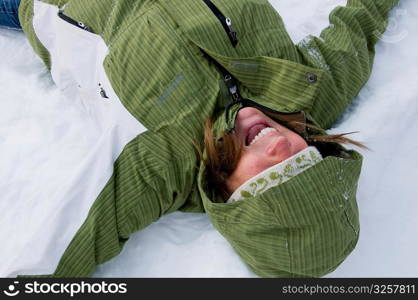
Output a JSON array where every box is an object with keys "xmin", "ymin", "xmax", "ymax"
[
  {"xmin": 287, "ymin": 132, "xmax": 308, "ymax": 153},
  {"xmin": 236, "ymin": 152, "xmax": 269, "ymax": 177},
  {"xmin": 227, "ymin": 153, "xmax": 266, "ymax": 192}
]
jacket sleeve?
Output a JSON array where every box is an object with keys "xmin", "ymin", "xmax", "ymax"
[
  {"xmin": 27, "ymin": 134, "xmax": 198, "ymax": 278},
  {"xmin": 296, "ymin": 0, "xmax": 401, "ymax": 128}
]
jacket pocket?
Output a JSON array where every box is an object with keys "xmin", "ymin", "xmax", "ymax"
[
  {"xmin": 202, "ymin": 0, "xmax": 238, "ymax": 47},
  {"xmin": 54, "ymin": 13, "xmax": 110, "ymax": 109},
  {"xmin": 58, "ymin": 11, "xmax": 93, "ymax": 33},
  {"xmin": 32, "ymin": 1, "xmax": 144, "ymax": 132}
]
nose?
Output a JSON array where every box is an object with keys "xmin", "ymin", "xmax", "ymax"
[{"xmin": 237, "ymin": 107, "xmax": 260, "ymax": 120}]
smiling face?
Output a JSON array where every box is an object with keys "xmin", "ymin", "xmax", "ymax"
[{"xmin": 226, "ymin": 107, "xmax": 308, "ymax": 193}]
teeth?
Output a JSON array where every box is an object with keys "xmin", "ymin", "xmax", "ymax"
[{"xmin": 249, "ymin": 127, "xmax": 276, "ymax": 146}]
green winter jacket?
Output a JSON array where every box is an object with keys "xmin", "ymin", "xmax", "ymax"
[{"xmin": 18, "ymin": 0, "xmax": 399, "ymax": 277}]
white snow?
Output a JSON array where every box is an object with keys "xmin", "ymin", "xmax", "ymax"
[{"xmin": 1, "ymin": 0, "xmax": 417, "ymax": 277}]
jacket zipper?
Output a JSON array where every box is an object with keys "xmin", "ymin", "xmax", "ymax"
[
  {"xmin": 202, "ymin": 0, "xmax": 238, "ymax": 47},
  {"xmin": 58, "ymin": 12, "xmax": 93, "ymax": 33}
]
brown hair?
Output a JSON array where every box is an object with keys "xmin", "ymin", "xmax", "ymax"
[
  {"xmin": 193, "ymin": 119, "xmax": 244, "ymax": 200},
  {"xmin": 196, "ymin": 119, "xmax": 368, "ymax": 201}
]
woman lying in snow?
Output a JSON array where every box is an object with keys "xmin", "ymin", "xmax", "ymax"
[{"xmin": 0, "ymin": 0, "xmax": 399, "ymax": 277}]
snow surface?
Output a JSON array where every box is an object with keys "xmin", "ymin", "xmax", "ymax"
[{"xmin": 0, "ymin": 0, "xmax": 417, "ymax": 277}]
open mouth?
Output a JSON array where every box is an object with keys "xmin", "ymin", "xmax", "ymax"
[{"xmin": 245, "ymin": 123, "xmax": 277, "ymax": 146}]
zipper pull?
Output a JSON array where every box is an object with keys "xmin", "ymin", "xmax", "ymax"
[
  {"xmin": 77, "ymin": 21, "xmax": 90, "ymax": 32},
  {"xmin": 98, "ymin": 83, "xmax": 109, "ymax": 99},
  {"xmin": 224, "ymin": 74, "xmax": 241, "ymax": 102},
  {"xmin": 225, "ymin": 18, "xmax": 238, "ymax": 46},
  {"xmin": 58, "ymin": 12, "xmax": 92, "ymax": 32}
]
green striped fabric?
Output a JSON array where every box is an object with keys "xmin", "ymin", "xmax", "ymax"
[
  {"xmin": 18, "ymin": 0, "xmax": 399, "ymax": 277},
  {"xmin": 199, "ymin": 149, "xmax": 362, "ymax": 277}
]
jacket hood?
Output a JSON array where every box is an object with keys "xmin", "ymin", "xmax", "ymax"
[
  {"xmin": 199, "ymin": 104, "xmax": 362, "ymax": 276},
  {"xmin": 198, "ymin": 142, "xmax": 362, "ymax": 277}
]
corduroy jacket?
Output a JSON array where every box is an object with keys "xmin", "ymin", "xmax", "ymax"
[{"xmin": 17, "ymin": 0, "xmax": 399, "ymax": 277}]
